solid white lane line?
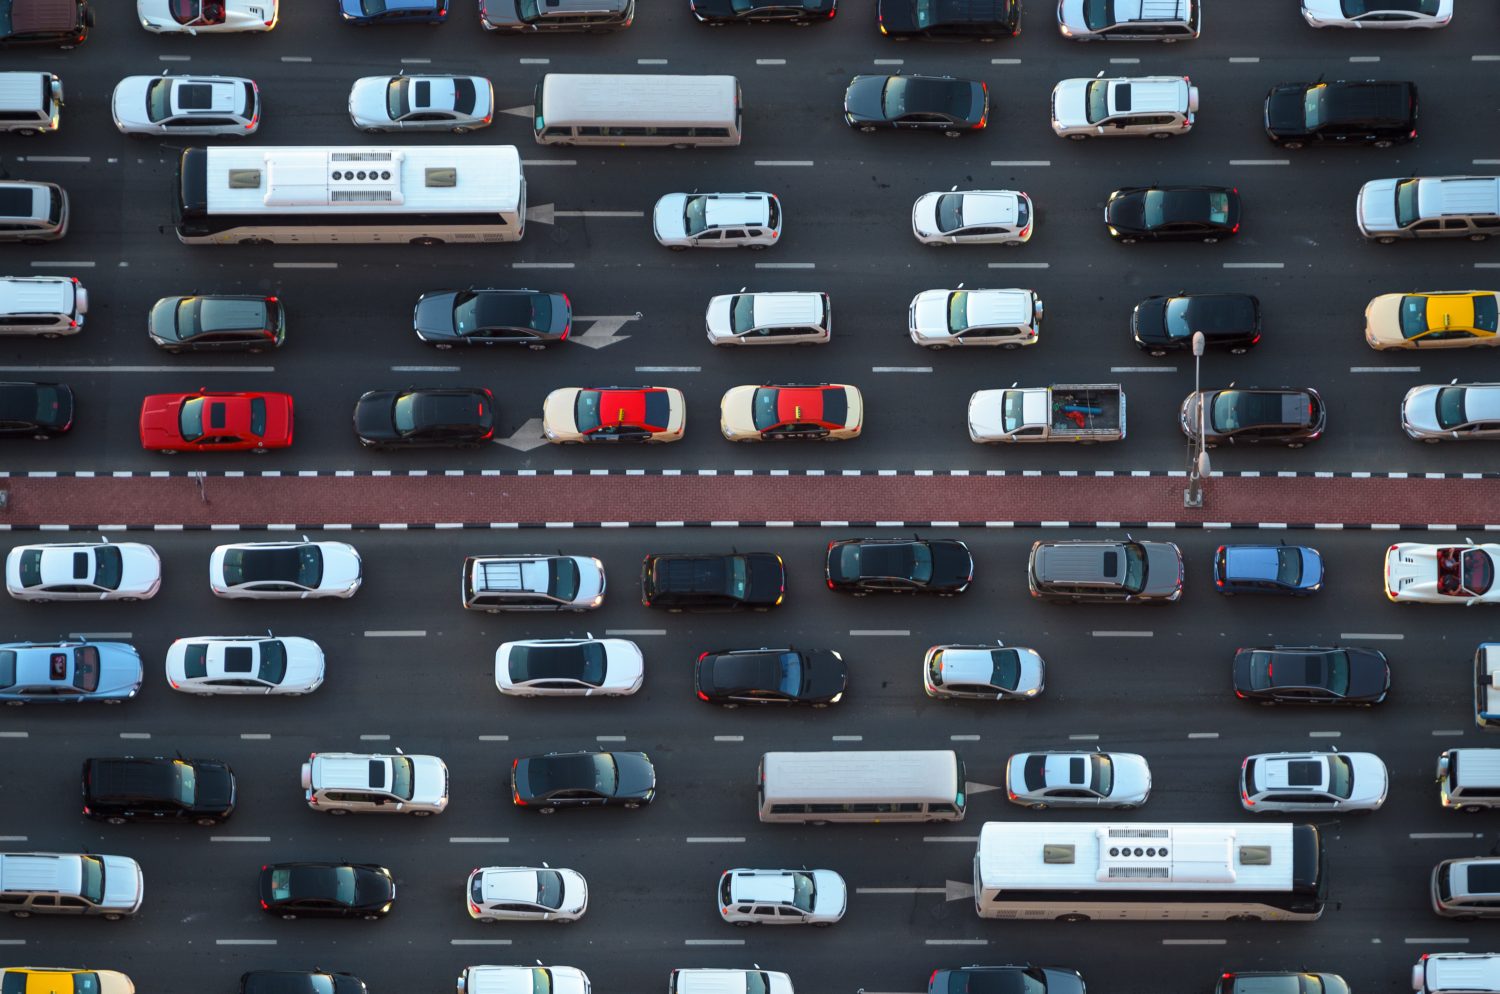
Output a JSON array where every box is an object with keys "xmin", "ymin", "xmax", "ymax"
[
  {"xmin": 365, "ymin": 630, "xmax": 426, "ymax": 637},
  {"xmin": 1341, "ymin": 632, "xmax": 1403, "ymax": 640},
  {"xmin": 0, "ymin": 365, "xmax": 274, "ymax": 373},
  {"xmin": 686, "ymin": 837, "xmax": 745, "ymax": 843}
]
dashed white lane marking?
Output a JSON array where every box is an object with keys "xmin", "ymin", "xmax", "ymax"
[
  {"xmin": 1222, "ymin": 262, "xmax": 1283, "ymax": 269},
  {"xmin": 990, "ymin": 160, "xmax": 1049, "ymax": 167},
  {"xmin": 874, "ymin": 58, "xmax": 904, "ymax": 65},
  {"xmin": 926, "ymin": 939, "xmax": 987, "ymax": 946},
  {"xmin": 991, "ymin": 58, "xmax": 1021, "ymax": 64},
  {"xmin": 400, "ymin": 57, "xmax": 431, "ymax": 64},
  {"xmin": 1406, "ymin": 938, "xmax": 1469, "ymax": 945},
  {"xmin": 1475, "ymin": 159, "xmax": 1500, "ymax": 166},
  {"xmin": 832, "ymin": 735, "xmax": 864, "ymax": 742},
  {"xmin": 450, "ymin": 837, "xmax": 509, "ymax": 843},
  {"xmin": 158, "ymin": 54, "xmax": 191, "ymax": 61},
  {"xmin": 686, "ymin": 939, "xmax": 745, "ymax": 946},
  {"xmin": 0, "ymin": 733, "xmax": 30, "ymax": 740},
  {"xmin": 1228, "ymin": 56, "xmax": 1260, "ymax": 63},
  {"xmin": 452, "ymin": 939, "xmax": 511, "ymax": 946},
  {"xmin": 850, "ymin": 629, "xmax": 911, "ymax": 636},
  {"xmin": 951, "ymin": 735, "xmax": 981, "ymax": 742},
  {"xmin": 211, "ymin": 836, "xmax": 270, "ymax": 842},
  {"xmin": 273, "ymin": 262, "xmax": 337, "ymax": 269},
  {"xmin": 989, "ymin": 262, "xmax": 1050, "ymax": 268},
  {"xmin": 714, "ymin": 735, "xmax": 744, "ymax": 743},
  {"xmin": 391, "ymin": 365, "xmax": 458, "ymax": 373},
  {"xmin": 519, "ymin": 58, "xmax": 549, "ymax": 65},
  {"xmin": 1069, "ymin": 734, "xmax": 1100, "ymax": 741},
  {"xmin": 1349, "ymin": 55, "xmax": 1380, "ymax": 62},
  {"xmin": 1477, "ymin": 263, "xmax": 1500, "ymax": 269},
  {"xmin": 687, "ymin": 837, "xmax": 745, "ymax": 843},
  {"xmin": 755, "ymin": 160, "xmax": 814, "ymax": 166},
  {"xmin": 365, "ymin": 630, "xmax": 426, "ymax": 637},
  {"xmin": 1091, "ymin": 630, "xmax": 1152, "ymax": 637},
  {"xmin": 478, "ymin": 735, "xmax": 509, "ymax": 742},
  {"xmin": 241, "ymin": 733, "xmax": 271, "ymax": 740},
  {"xmin": 597, "ymin": 735, "xmax": 627, "ymax": 742},
  {"xmin": 280, "ymin": 56, "xmax": 312, "ymax": 63},
  {"xmin": 30, "ymin": 260, "xmax": 93, "ymax": 267},
  {"xmin": 637, "ymin": 58, "xmax": 668, "ymax": 65},
  {"xmin": 0, "ymin": 836, "xmax": 27, "ymax": 841},
  {"xmin": 217, "ymin": 940, "xmax": 276, "ymax": 946},
  {"xmin": 69, "ymin": 631, "xmax": 131, "ymax": 639},
  {"xmin": 606, "ymin": 629, "xmax": 666, "ymax": 636},
  {"xmin": 120, "ymin": 732, "xmax": 150, "ymax": 739},
  {"xmin": 756, "ymin": 262, "xmax": 815, "ymax": 269},
  {"xmin": 520, "ymin": 160, "xmax": 575, "ymax": 166},
  {"xmin": 756, "ymin": 58, "xmax": 785, "ymax": 65},
  {"xmin": 1411, "ymin": 833, "xmax": 1481, "ymax": 840},
  {"xmin": 513, "ymin": 262, "xmax": 574, "ymax": 269},
  {"xmin": 23, "ymin": 156, "xmax": 89, "ymax": 163},
  {"xmin": 1351, "ymin": 366, "xmax": 1420, "ymax": 373},
  {"xmin": 1111, "ymin": 366, "xmax": 1175, "ymax": 373},
  {"xmin": 1109, "ymin": 57, "xmax": 1139, "ymax": 64},
  {"xmin": 1474, "ymin": 55, "xmax": 1500, "ymax": 61},
  {"xmin": 359, "ymin": 733, "xmax": 391, "ymax": 741},
  {"xmin": 1188, "ymin": 732, "xmax": 1219, "ymax": 740},
  {"xmin": 0, "ymin": 365, "xmax": 274, "ymax": 374},
  {"xmin": 635, "ymin": 366, "xmax": 700, "ymax": 372},
  {"xmin": 1229, "ymin": 159, "xmax": 1288, "ymax": 166},
  {"xmin": 1433, "ymin": 730, "xmax": 1465, "ymax": 737},
  {"xmin": 1308, "ymin": 731, "xmax": 1341, "ymax": 739},
  {"xmin": 924, "ymin": 837, "xmax": 978, "ymax": 843},
  {"xmin": 1163, "ymin": 939, "xmax": 1226, "ymax": 946},
  {"xmin": 871, "ymin": 366, "xmax": 931, "ymax": 373},
  {"xmin": 0, "ymin": 941, "xmax": 23, "ymax": 946},
  {"xmin": 1341, "ymin": 632, "xmax": 1403, "ymax": 640}
]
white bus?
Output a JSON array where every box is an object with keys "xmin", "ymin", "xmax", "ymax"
[
  {"xmin": 532, "ymin": 74, "xmax": 742, "ymax": 148},
  {"xmin": 757, "ymin": 750, "xmax": 966, "ymax": 824},
  {"xmin": 973, "ymin": 821, "xmax": 1326, "ymax": 922},
  {"xmin": 173, "ymin": 145, "xmax": 526, "ymax": 245}
]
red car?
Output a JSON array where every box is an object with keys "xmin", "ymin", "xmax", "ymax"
[{"xmin": 139, "ymin": 390, "xmax": 293, "ymax": 454}]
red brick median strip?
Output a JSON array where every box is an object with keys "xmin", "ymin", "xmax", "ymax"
[{"xmin": 7, "ymin": 471, "xmax": 1499, "ymax": 530}]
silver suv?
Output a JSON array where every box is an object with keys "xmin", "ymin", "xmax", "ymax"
[
  {"xmin": 1027, "ymin": 539, "xmax": 1183, "ymax": 603},
  {"xmin": 1051, "ymin": 74, "xmax": 1197, "ymax": 139},
  {"xmin": 717, "ymin": 868, "xmax": 847, "ymax": 926},
  {"xmin": 462, "ymin": 554, "xmax": 605, "ymax": 612},
  {"xmin": 1433, "ymin": 857, "xmax": 1500, "ymax": 919},
  {"xmin": 0, "ymin": 181, "xmax": 66, "ymax": 243},
  {"xmin": 301, "ymin": 750, "xmax": 449, "ymax": 816}
]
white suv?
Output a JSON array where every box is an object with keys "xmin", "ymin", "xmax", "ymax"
[
  {"xmin": 653, "ymin": 192, "xmax": 781, "ymax": 250},
  {"xmin": 909, "ymin": 287, "xmax": 1042, "ymax": 349},
  {"xmin": 1051, "ymin": 74, "xmax": 1196, "ymax": 139},
  {"xmin": 0, "ymin": 276, "xmax": 87, "ymax": 337},
  {"xmin": 467, "ymin": 865, "xmax": 588, "ymax": 922},
  {"xmin": 1240, "ymin": 751, "xmax": 1388, "ymax": 813},
  {"xmin": 111, "ymin": 74, "xmax": 259, "ymax": 136},
  {"xmin": 717, "ymin": 868, "xmax": 846, "ymax": 926},
  {"xmin": 458, "ymin": 967, "xmax": 589, "ymax": 994},
  {"xmin": 301, "ymin": 750, "xmax": 449, "ymax": 816},
  {"xmin": 911, "ymin": 189, "xmax": 1033, "ymax": 245},
  {"xmin": 5, "ymin": 540, "xmax": 160, "ymax": 602}
]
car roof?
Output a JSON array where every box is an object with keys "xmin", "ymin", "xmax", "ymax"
[
  {"xmin": 729, "ymin": 869, "xmax": 797, "ymax": 904},
  {"xmin": 703, "ymin": 195, "xmax": 770, "ymax": 227},
  {"xmin": 958, "ymin": 191, "xmax": 1019, "ymax": 226},
  {"xmin": 481, "ymin": 867, "xmax": 539, "ymax": 902},
  {"xmin": 1255, "ymin": 754, "xmax": 1331, "ymax": 792}
]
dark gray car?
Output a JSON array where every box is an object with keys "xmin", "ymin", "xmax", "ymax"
[
  {"xmin": 1027, "ymin": 539, "xmax": 1183, "ymax": 603},
  {"xmin": 149, "ymin": 295, "xmax": 284, "ymax": 353},
  {"xmin": 413, "ymin": 289, "xmax": 571, "ymax": 349}
]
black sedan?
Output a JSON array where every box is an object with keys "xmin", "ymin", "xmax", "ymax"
[
  {"xmin": 878, "ymin": 0, "xmax": 1019, "ymax": 38},
  {"xmin": 259, "ymin": 862, "xmax": 395, "ymax": 920},
  {"xmin": 694, "ymin": 647, "xmax": 847, "ymax": 707},
  {"xmin": 1105, "ymin": 185, "xmax": 1241, "ymax": 243},
  {"xmin": 1131, "ymin": 293, "xmax": 1261, "ymax": 356},
  {"xmin": 843, "ymin": 74, "xmax": 987, "ymax": 136},
  {"xmin": 929, "ymin": 965, "xmax": 1086, "ymax": 994},
  {"xmin": 511, "ymin": 751, "xmax": 656, "ymax": 813},
  {"xmin": 413, "ymin": 288, "xmax": 571, "ymax": 349},
  {"xmin": 691, "ymin": 0, "xmax": 836, "ymax": 23},
  {"xmin": 825, "ymin": 538, "xmax": 973, "ymax": 595},
  {"xmin": 353, "ymin": 387, "xmax": 495, "ymax": 449},
  {"xmin": 0, "ymin": 381, "xmax": 73, "ymax": 439},
  {"xmin": 1233, "ymin": 645, "xmax": 1390, "ymax": 707},
  {"xmin": 242, "ymin": 973, "xmax": 367, "ymax": 994},
  {"xmin": 1180, "ymin": 387, "xmax": 1325, "ymax": 448},
  {"xmin": 148, "ymin": 295, "xmax": 285, "ymax": 353}
]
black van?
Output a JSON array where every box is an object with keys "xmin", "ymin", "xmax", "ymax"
[{"xmin": 81, "ymin": 756, "xmax": 237, "ymax": 825}]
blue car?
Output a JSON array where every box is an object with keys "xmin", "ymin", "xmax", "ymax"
[
  {"xmin": 339, "ymin": 0, "xmax": 448, "ymax": 24},
  {"xmin": 1214, "ymin": 544, "xmax": 1323, "ymax": 596},
  {"xmin": 0, "ymin": 641, "xmax": 142, "ymax": 704}
]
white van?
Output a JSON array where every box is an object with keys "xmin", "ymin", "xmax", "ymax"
[
  {"xmin": 1414, "ymin": 953, "xmax": 1500, "ymax": 994},
  {"xmin": 0, "ymin": 276, "xmax": 86, "ymax": 337},
  {"xmin": 706, "ymin": 290, "xmax": 830, "ymax": 346},
  {"xmin": 533, "ymin": 74, "xmax": 741, "ymax": 147},
  {"xmin": 758, "ymin": 750, "xmax": 966, "ymax": 823},
  {"xmin": 1437, "ymin": 749, "xmax": 1500, "ymax": 811},
  {"xmin": 0, "ymin": 851, "xmax": 142, "ymax": 919},
  {"xmin": 0, "ymin": 72, "xmax": 63, "ymax": 135},
  {"xmin": 669, "ymin": 970, "xmax": 793, "ymax": 994}
]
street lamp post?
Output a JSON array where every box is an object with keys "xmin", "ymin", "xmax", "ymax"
[{"xmin": 1184, "ymin": 331, "xmax": 1210, "ymax": 508}]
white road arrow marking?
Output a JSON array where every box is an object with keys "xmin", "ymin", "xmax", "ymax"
[
  {"xmin": 946, "ymin": 878, "xmax": 975, "ymax": 902},
  {"xmin": 965, "ymin": 780, "xmax": 1001, "ymax": 795},
  {"xmin": 571, "ymin": 313, "xmax": 640, "ymax": 350},
  {"xmin": 501, "ymin": 104, "xmax": 534, "ymax": 119},
  {"xmin": 526, "ymin": 203, "xmax": 646, "ymax": 225},
  {"xmin": 493, "ymin": 417, "xmax": 548, "ymax": 452}
]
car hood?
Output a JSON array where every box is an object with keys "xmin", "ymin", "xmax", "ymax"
[
  {"xmin": 930, "ymin": 541, "xmax": 974, "ymax": 588},
  {"xmin": 910, "ymin": 290, "xmax": 949, "ymax": 338},
  {"xmin": 843, "ymin": 76, "xmax": 886, "ymax": 122},
  {"xmin": 119, "ymin": 545, "xmax": 162, "ymax": 592},
  {"xmin": 719, "ymin": 384, "xmax": 758, "ymax": 435},
  {"xmin": 347, "ymin": 76, "xmax": 390, "ymax": 125},
  {"xmin": 1131, "ymin": 297, "xmax": 1169, "ymax": 344},
  {"xmin": 1402, "ymin": 385, "xmax": 1442, "ymax": 433},
  {"xmin": 804, "ymin": 650, "xmax": 849, "ymax": 698},
  {"xmin": 1051, "ymin": 78, "xmax": 1090, "ymax": 128},
  {"xmin": 1347, "ymin": 752, "xmax": 1389, "ymax": 804},
  {"xmin": 1347, "ymin": 648, "xmax": 1390, "ymax": 699},
  {"xmin": 1057, "ymin": 0, "xmax": 1087, "ymax": 32},
  {"xmin": 1358, "ymin": 178, "xmax": 1399, "ymax": 233},
  {"xmin": 1039, "ymin": 970, "xmax": 1086, "ymax": 994},
  {"xmin": 282, "ymin": 637, "xmax": 327, "ymax": 689},
  {"xmin": 1142, "ymin": 542, "xmax": 1183, "ymax": 597},
  {"xmin": 704, "ymin": 294, "xmax": 734, "ymax": 336},
  {"xmin": 542, "ymin": 388, "xmax": 580, "ymax": 438},
  {"xmin": 97, "ymin": 644, "xmax": 145, "ymax": 697},
  {"xmin": 354, "ymin": 390, "xmax": 401, "ymax": 441},
  {"xmin": 354, "ymin": 867, "xmax": 395, "ymax": 907},
  {"xmin": 111, "ymin": 76, "xmax": 153, "ymax": 129},
  {"xmin": 411, "ymin": 755, "xmax": 449, "ymax": 806},
  {"xmin": 1363, "ymin": 293, "xmax": 1404, "ymax": 344},
  {"xmin": 1109, "ymin": 754, "xmax": 1153, "ymax": 802},
  {"xmin": 1106, "ymin": 193, "xmax": 1144, "ymax": 229},
  {"xmin": 744, "ymin": 552, "xmax": 785, "ymax": 604},
  {"xmin": 193, "ymin": 761, "xmax": 236, "ymax": 810},
  {"xmin": 1300, "ymin": 0, "xmax": 1343, "ymax": 19},
  {"xmin": 1264, "ymin": 85, "xmax": 1307, "ymax": 135},
  {"xmin": 967, "ymin": 389, "xmax": 1006, "ymax": 438},
  {"xmin": 653, "ymin": 194, "xmax": 688, "ymax": 240},
  {"xmin": 811, "ymin": 869, "xmax": 847, "ymax": 915},
  {"xmin": 316, "ymin": 544, "xmax": 362, "ymax": 592},
  {"xmin": 101, "ymin": 855, "xmax": 144, "ymax": 911},
  {"xmin": 413, "ymin": 292, "xmax": 458, "ymax": 339},
  {"xmin": 138, "ymin": 394, "xmax": 186, "ymax": 447},
  {"xmin": 612, "ymin": 752, "xmax": 656, "ymax": 798},
  {"xmin": 573, "ymin": 557, "xmax": 605, "ymax": 605}
]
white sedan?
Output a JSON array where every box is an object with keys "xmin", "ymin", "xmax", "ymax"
[
  {"xmin": 1240, "ymin": 751, "xmax": 1388, "ymax": 812},
  {"xmin": 348, "ymin": 73, "xmax": 493, "ymax": 133},
  {"xmin": 495, "ymin": 637, "xmax": 644, "ymax": 697},
  {"xmin": 112, "ymin": 74, "xmax": 259, "ymax": 137},
  {"xmin": 467, "ymin": 865, "xmax": 588, "ymax": 922},
  {"xmin": 1301, "ymin": 0, "xmax": 1451, "ymax": 28},
  {"xmin": 166, "ymin": 635, "xmax": 325, "ymax": 695},
  {"xmin": 909, "ymin": 287, "xmax": 1042, "ymax": 349},
  {"xmin": 139, "ymin": 0, "xmax": 279, "ymax": 33},
  {"xmin": 911, "ymin": 188, "xmax": 1032, "ymax": 246},
  {"xmin": 5, "ymin": 541, "xmax": 161, "ymax": 602},
  {"xmin": 923, "ymin": 642, "xmax": 1045, "ymax": 700},
  {"xmin": 1385, "ymin": 541, "xmax": 1500, "ymax": 604},
  {"xmin": 209, "ymin": 540, "xmax": 362, "ymax": 600},
  {"xmin": 1005, "ymin": 750, "xmax": 1153, "ymax": 809}
]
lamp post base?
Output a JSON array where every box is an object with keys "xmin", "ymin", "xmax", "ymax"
[{"xmin": 1183, "ymin": 485, "xmax": 1203, "ymax": 509}]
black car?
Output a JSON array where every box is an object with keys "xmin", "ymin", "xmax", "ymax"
[
  {"xmin": 825, "ymin": 538, "xmax": 973, "ymax": 595},
  {"xmin": 1181, "ymin": 387, "xmax": 1326, "ymax": 448},
  {"xmin": 1218, "ymin": 975, "xmax": 1348, "ymax": 994},
  {"xmin": 511, "ymin": 751, "xmax": 656, "ymax": 813},
  {"xmin": 149, "ymin": 295, "xmax": 285, "ymax": 353},
  {"xmin": 929, "ymin": 965, "xmax": 1087, "ymax": 994},
  {"xmin": 691, "ymin": 0, "xmax": 836, "ymax": 23},
  {"xmin": 1264, "ymin": 80, "xmax": 1417, "ymax": 149},
  {"xmin": 1105, "ymin": 185, "xmax": 1241, "ymax": 243},
  {"xmin": 843, "ymin": 74, "xmax": 987, "ymax": 136},
  {"xmin": 242, "ymin": 973, "xmax": 367, "ymax": 994},
  {"xmin": 82, "ymin": 756, "xmax": 237, "ymax": 825},
  {"xmin": 0, "ymin": 0, "xmax": 92, "ymax": 47},
  {"xmin": 878, "ymin": 0, "xmax": 1020, "ymax": 38},
  {"xmin": 1131, "ymin": 293, "xmax": 1261, "ymax": 356},
  {"xmin": 694, "ymin": 647, "xmax": 847, "ymax": 707},
  {"xmin": 640, "ymin": 552, "xmax": 785, "ymax": 611},
  {"xmin": 1233, "ymin": 645, "xmax": 1390, "ymax": 706},
  {"xmin": 412, "ymin": 288, "xmax": 571, "ymax": 349},
  {"xmin": 0, "ymin": 380, "xmax": 72, "ymax": 439},
  {"xmin": 259, "ymin": 862, "xmax": 395, "ymax": 920},
  {"xmin": 352, "ymin": 387, "xmax": 495, "ymax": 449}
]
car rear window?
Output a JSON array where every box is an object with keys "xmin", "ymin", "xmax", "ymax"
[
  {"xmin": 183, "ymin": 643, "xmax": 208, "ymax": 678},
  {"xmin": 0, "ymin": 650, "xmax": 14, "ymax": 687}
]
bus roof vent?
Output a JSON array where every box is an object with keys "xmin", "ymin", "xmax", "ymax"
[
  {"xmin": 263, "ymin": 149, "xmax": 404, "ymax": 207},
  {"xmin": 1097, "ymin": 825, "xmax": 1237, "ymax": 884},
  {"xmin": 1042, "ymin": 844, "xmax": 1075, "ymax": 864},
  {"xmin": 1238, "ymin": 845, "xmax": 1272, "ymax": 866}
]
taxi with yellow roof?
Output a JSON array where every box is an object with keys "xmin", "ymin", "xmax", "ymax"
[
  {"xmin": 0, "ymin": 968, "xmax": 134, "ymax": 994},
  {"xmin": 1365, "ymin": 291, "xmax": 1500, "ymax": 350}
]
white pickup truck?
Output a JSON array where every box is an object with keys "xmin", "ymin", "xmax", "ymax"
[{"xmin": 968, "ymin": 383, "xmax": 1126, "ymax": 443}]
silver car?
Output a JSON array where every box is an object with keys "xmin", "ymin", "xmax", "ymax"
[
  {"xmin": 911, "ymin": 189, "xmax": 1032, "ymax": 246},
  {"xmin": 1240, "ymin": 750, "xmax": 1388, "ymax": 813},
  {"xmin": 718, "ymin": 868, "xmax": 847, "ymax": 926},
  {"xmin": 111, "ymin": 73, "xmax": 259, "ymax": 136},
  {"xmin": 1050, "ymin": 74, "xmax": 1196, "ymax": 140},
  {"xmin": 494, "ymin": 637, "xmax": 644, "ymax": 697},
  {"xmin": 0, "ymin": 641, "xmax": 143, "ymax": 705},
  {"xmin": 1302, "ymin": 0, "xmax": 1451, "ymax": 28},
  {"xmin": 467, "ymin": 864, "xmax": 588, "ymax": 922},
  {"xmin": 923, "ymin": 642, "xmax": 1045, "ymax": 700},
  {"xmin": 6, "ymin": 540, "xmax": 161, "ymax": 602},
  {"xmin": 1402, "ymin": 382, "xmax": 1500, "ymax": 442},
  {"xmin": 347, "ymin": 73, "xmax": 494, "ymax": 134},
  {"xmin": 1005, "ymin": 750, "xmax": 1153, "ymax": 809},
  {"xmin": 209, "ymin": 540, "xmax": 363, "ymax": 600},
  {"xmin": 1433, "ymin": 857, "xmax": 1500, "ymax": 919}
]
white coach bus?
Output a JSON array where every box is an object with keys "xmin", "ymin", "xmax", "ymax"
[
  {"xmin": 172, "ymin": 145, "xmax": 526, "ymax": 245},
  {"xmin": 973, "ymin": 821, "xmax": 1327, "ymax": 922},
  {"xmin": 532, "ymin": 74, "xmax": 742, "ymax": 147},
  {"xmin": 757, "ymin": 750, "xmax": 966, "ymax": 824}
]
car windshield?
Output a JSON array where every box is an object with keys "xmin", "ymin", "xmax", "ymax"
[
  {"xmin": 948, "ymin": 291, "xmax": 971, "ymax": 332},
  {"xmin": 751, "ymin": 388, "xmax": 783, "ymax": 431},
  {"xmin": 574, "ymin": 391, "xmax": 602, "ymax": 433},
  {"xmin": 1139, "ymin": 191, "xmax": 1170, "ymax": 229},
  {"xmin": 1085, "ymin": 80, "xmax": 1110, "ymax": 123},
  {"xmin": 549, "ymin": 557, "xmax": 581, "ymax": 601},
  {"xmin": 71, "ymin": 646, "xmax": 100, "ymax": 692},
  {"xmin": 92, "ymin": 546, "xmax": 123, "ymax": 590},
  {"xmin": 947, "ymin": 969, "xmax": 1046, "ymax": 994},
  {"xmin": 730, "ymin": 294, "xmax": 759, "ymax": 333},
  {"xmin": 1122, "ymin": 543, "xmax": 1147, "ymax": 594},
  {"xmin": 79, "ymin": 855, "xmax": 105, "ymax": 904},
  {"xmin": 1090, "ymin": 754, "xmax": 1115, "ymax": 795},
  {"xmin": 386, "ymin": 77, "xmax": 411, "ymax": 119},
  {"xmin": 1326, "ymin": 755, "xmax": 1354, "ymax": 798},
  {"xmin": 1395, "ymin": 179, "xmax": 1422, "ymax": 228},
  {"xmin": 179, "ymin": 397, "xmax": 207, "ymax": 442},
  {"xmin": 683, "ymin": 196, "xmax": 711, "ymax": 236},
  {"xmin": 790, "ymin": 871, "xmax": 816, "ymax": 912},
  {"xmin": 1325, "ymin": 650, "xmax": 1351, "ymax": 696},
  {"xmin": 1001, "ymin": 390, "xmax": 1026, "ymax": 433},
  {"xmin": 390, "ymin": 756, "xmax": 415, "ymax": 800},
  {"xmin": 258, "ymin": 640, "xmax": 287, "ymax": 684},
  {"xmin": 1463, "ymin": 549, "xmax": 1496, "ymax": 595},
  {"xmin": 530, "ymin": 971, "xmax": 553, "ymax": 994},
  {"xmin": 1275, "ymin": 547, "xmax": 1304, "ymax": 586},
  {"xmin": 1436, "ymin": 386, "xmax": 1468, "ymax": 429},
  {"xmin": 536, "ymin": 869, "xmax": 564, "ymax": 908},
  {"xmin": 936, "ymin": 194, "xmax": 965, "ymax": 233},
  {"xmin": 990, "ymin": 649, "xmax": 1020, "ymax": 689},
  {"xmin": 145, "ymin": 79, "xmax": 173, "ymax": 123},
  {"xmin": 173, "ymin": 760, "xmax": 197, "ymax": 805},
  {"xmin": 393, "ymin": 392, "xmax": 419, "ymax": 433},
  {"xmin": 1303, "ymin": 86, "xmax": 1324, "ymax": 129},
  {"xmin": 1342, "ymin": 0, "xmax": 1439, "ymax": 12},
  {"xmin": 1399, "ymin": 296, "xmax": 1430, "ymax": 339},
  {"xmin": 1081, "ymin": 0, "xmax": 1112, "ymax": 29}
]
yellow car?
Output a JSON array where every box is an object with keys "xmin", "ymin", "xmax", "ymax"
[
  {"xmin": 0, "ymin": 969, "xmax": 135, "ymax": 994},
  {"xmin": 1365, "ymin": 291, "xmax": 1500, "ymax": 350}
]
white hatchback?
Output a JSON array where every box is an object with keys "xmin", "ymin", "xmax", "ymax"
[
  {"xmin": 911, "ymin": 188, "xmax": 1032, "ymax": 246},
  {"xmin": 718, "ymin": 868, "xmax": 846, "ymax": 926},
  {"xmin": 166, "ymin": 635, "xmax": 325, "ymax": 695},
  {"xmin": 494, "ymin": 637, "xmax": 644, "ymax": 697},
  {"xmin": 1241, "ymin": 750, "xmax": 1389, "ymax": 812},
  {"xmin": 923, "ymin": 642, "xmax": 1045, "ymax": 700},
  {"xmin": 1006, "ymin": 750, "xmax": 1153, "ymax": 809},
  {"xmin": 909, "ymin": 286, "xmax": 1042, "ymax": 349},
  {"xmin": 6, "ymin": 541, "xmax": 161, "ymax": 602},
  {"xmin": 467, "ymin": 864, "xmax": 588, "ymax": 922},
  {"xmin": 209, "ymin": 540, "xmax": 362, "ymax": 600},
  {"xmin": 653, "ymin": 192, "xmax": 781, "ymax": 250},
  {"xmin": 111, "ymin": 74, "xmax": 258, "ymax": 136}
]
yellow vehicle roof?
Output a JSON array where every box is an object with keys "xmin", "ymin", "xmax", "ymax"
[
  {"xmin": 17, "ymin": 972, "xmax": 81, "ymax": 994},
  {"xmin": 1426, "ymin": 294, "xmax": 1479, "ymax": 333}
]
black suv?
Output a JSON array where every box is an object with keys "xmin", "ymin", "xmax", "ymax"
[
  {"xmin": 825, "ymin": 538, "xmax": 973, "ymax": 595},
  {"xmin": 878, "ymin": 0, "xmax": 1019, "ymax": 38},
  {"xmin": 640, "ymin": 552, "xmax": 785, "ymax": 611},
  {"xmin": 0, "ymin": 0, "xmax": 92, "ymax": 47},
  {"xmin": 1264, "ymin": 80, "xmax": 1417, "ymax": 149},
  {"xmin": 82, "ymin": 756, "xmax": 237, "ymax": 825}
]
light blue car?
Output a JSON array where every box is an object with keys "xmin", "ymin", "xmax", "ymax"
[{"xmin": 0, "ymin": 641, "xmax": 142, "ymax": 704}]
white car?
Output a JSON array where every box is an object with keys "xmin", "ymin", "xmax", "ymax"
[
  {"xmin": 1050, "ymin": 75, "xmax": 1196, "ymax": 140},
  {"xmin": 302, "ymin": 750, "xmax": 449, "ymax": 815},
  {"xmin": 1301, "ymin": 0, "xmax": 1452, "ymax": 28},
  {"xmin": 1385, "ymin": 540, "xmax": 1500, "ymax": 604},
  {"xmin": 653, "ymin": 192, "xmax": 780, "ymax": 250},
  {"xmin": 6, "ymin": 541, "xmax": 161, "ymax": 602},
  {"xmin": 209, "ymin": 540, "xmax": 362, "ymax": 600},
  {"xmin": 718, "ymin": 868, "xmax": 847, "ymax": 926},
  {"xmin": 111, "ymin": 74, "xmax": 258, "ymax": 136},
  {"xmin": 165, "ymin": 635, "xmax": 325, "ymax": 695},
  {"xmin": 705, "ymin": 290, "xmax": 830, "ymax": 346},
  {"xmin": 1240, "ymin": 751, "xmax": 1388, "ymax": 812},
  {"xmin": 911, "ymin": 188, "xmax": 1032, "ymax": 246},
  {"xmin": 348, "ymin": 73, "xmax": 494, "ymax": 133},
  {"xmin": 138, "ymin": 0, "xmax": 279, "ymax": 33},
  {"xmin": 494, "ymin": 637, "xmax": 644, "ymax": 697},
  {"xmin": 909, "ymin": 287, "xmax": 1042, "ymax": 349},
  {"xmin": 1402, "ymin": 382, "xmax": 1500, "ymax": 442},
  {"xmin": 467, "ymin": 865, "xmax": 588, "ymax": 922},
  {"xmin": 923, "ymin": 642, "xmax": 1045, "ymax": 700},
  {"xmin": 1005, "ymin": 750, "xmax": 1153, "ymax": 809},
  {"xmin": 457, "ymin": 967, "xmax": 589, "ymax": 994}
]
